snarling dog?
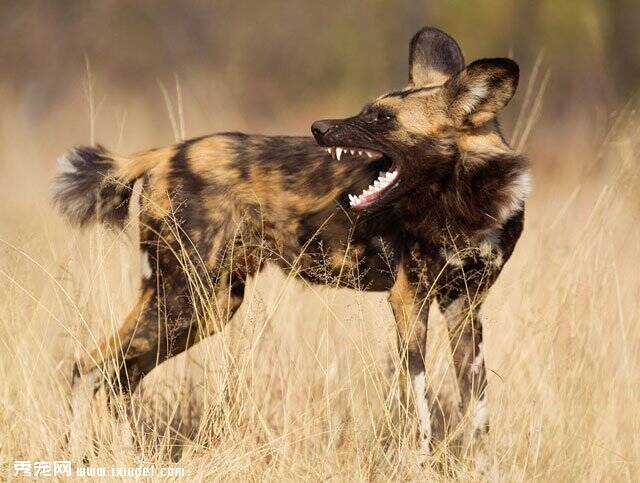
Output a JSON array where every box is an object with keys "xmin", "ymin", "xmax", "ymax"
[{"xmin": 54, "ymin": 27, "xmax": 529, "ymax": 456}]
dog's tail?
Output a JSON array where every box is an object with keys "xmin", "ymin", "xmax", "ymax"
[{"xmin": 52, "ymin": 144, "xmax": 158, "ymax": 229}]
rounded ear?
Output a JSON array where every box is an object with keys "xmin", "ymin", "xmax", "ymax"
[
  {"xmin": 444, "ymin": 58, "xmax": 519, "ymax": 127},
  {"xmin": 408, "ymin": 27, "xmax": 465, "ymax": 87}
]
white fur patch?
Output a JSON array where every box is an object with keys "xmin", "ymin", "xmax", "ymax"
[
  {"xmin": 140, "ymin": 250, "xmax": 152, "ymax": 280},
  {"xmin": 413, "ymin": 370, "xmax": 432, "ymax": 451},
  {"xmin": 479, "ymin": 240, "xmax": 503, "ymax": 267},
  {"xmin": 512, "ymin": 170, "xmax": 533, "ymax": 202},
  {"xmin": 472, "ymin": 397, "xmax": 489, "ymax": 433},
  {"xmin": 57, "ymin": 152, "xmax": 77, "ymax": 174},
  {"xmin": 470, "ymin": 341, "xmax": 484, "ymax": 375},
  {"xmin": 443, "ymin": 297, "xmax": 465, "ymax": 320},
  {"xmin": 498, "ymin": 170, "xmax": 532, "ymax": 223},
  {"xmin": 53, "ymin": 149, "xmax": 98, "ymax": 226},
  {"xmin": 69, "ymin": 368, "xmax": 100, "ymax": 460},
  {"xmin": 461, "ymin": 83, "xmax": 489, "ymax": 114},
  {"xmin": 440, "ymin": 247, "xmax": 465, "ymax": 267}
]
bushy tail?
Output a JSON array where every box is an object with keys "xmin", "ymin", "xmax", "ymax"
[{"xmin": 53, "ymin": 144, "xmax": 137, "ymax": 229}]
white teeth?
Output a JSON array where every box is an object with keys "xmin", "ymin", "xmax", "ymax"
[
  {"xmin": 326, "ymin": 147, "xmax": 382, "ymax": 162},
  {"xmin": 348, "ymin": 169, "xmax": 398, "ymax": 208}
]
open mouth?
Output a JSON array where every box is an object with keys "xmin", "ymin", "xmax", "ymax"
[{"xmin": 322, "ymin": 145, "xmax": 399, "ymax": 210}]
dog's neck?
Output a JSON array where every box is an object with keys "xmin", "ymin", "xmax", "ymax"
[{"xmin": 398, "ymin": 147, "xmax": 530, "ymax": 243}]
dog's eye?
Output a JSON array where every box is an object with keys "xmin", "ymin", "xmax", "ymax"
[{"xmin": 363, "ymin": 110, "xmax": 393, "ymax": 123}]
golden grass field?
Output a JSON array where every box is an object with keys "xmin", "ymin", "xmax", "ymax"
[{"xmin": 0, "ymin": 72, "xmax": 639, "ymax": 481}]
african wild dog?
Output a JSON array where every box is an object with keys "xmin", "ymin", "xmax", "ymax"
[{"xmin": 54, "ymin": 27, "xmax": 529, "ymax": 456}]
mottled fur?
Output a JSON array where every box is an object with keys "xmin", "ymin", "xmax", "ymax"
[{"xmin": 55, "ymin": 27, "xmax": 529, "ymax": 457}]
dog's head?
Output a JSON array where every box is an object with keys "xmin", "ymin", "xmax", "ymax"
[{"xmin": 311, "ymin": 27, "xmax": 519, "ymax": 211}]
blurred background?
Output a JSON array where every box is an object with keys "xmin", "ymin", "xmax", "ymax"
[
  {"xmin": 1, "ymin": 0, "xmax": 638, "ymax": 236},
  {"xmin": 2, "ymin": 0, "xmax": 639, "ymax": 153},
  {"xmin": 1, "ymin": 2, "xmax": 639, "ymax": 480}
]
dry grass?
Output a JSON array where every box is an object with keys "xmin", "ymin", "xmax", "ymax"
[{"xmin": 0, "ymin": 82, "xmax": 639, "ymax": 482}]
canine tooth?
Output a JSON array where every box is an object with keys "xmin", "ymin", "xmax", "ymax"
[
  {"xmin": 366, "ymin": 151, "xmax": 372, "ymax": 158},
  {"xmin": 336, "ymin": 147, "xmax": 343, "ymax": 160}
]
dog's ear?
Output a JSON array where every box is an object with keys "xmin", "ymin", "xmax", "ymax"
[
  {"xmin": 408, "ymin": 27, "xmax": 465, "ymax": 87},
  {"xmin": 444, "ymin": 58, "xmax": 519, "ymax": 127}
]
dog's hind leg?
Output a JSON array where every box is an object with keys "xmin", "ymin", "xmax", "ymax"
[
  {"xmin": 108, "ymin": 266, "xmax": 248, "ymax": 397},
  {"xmin": 68, "ymin": 265, "xmax": 247, "ymax": 458},
  {"xmin": 101, "ymin": 267, "xmax": 247, "ymax": 452},
  {"xmin": 68, "ymin": 287, "xmax": 156, "ymax": 459}
]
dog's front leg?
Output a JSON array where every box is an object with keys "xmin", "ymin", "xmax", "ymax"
[
  {"xmin": 388, "ymin": 262, "xmax": 437, "ymax": 456},
  {"xmin": 439, "ymin": 295, "xmax": 489, "ymax": 449}
]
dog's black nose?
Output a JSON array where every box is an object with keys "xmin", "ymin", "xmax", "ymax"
[{"xmin": 311, "ymin": 120, "xmax": 335, "ymax": 142}]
